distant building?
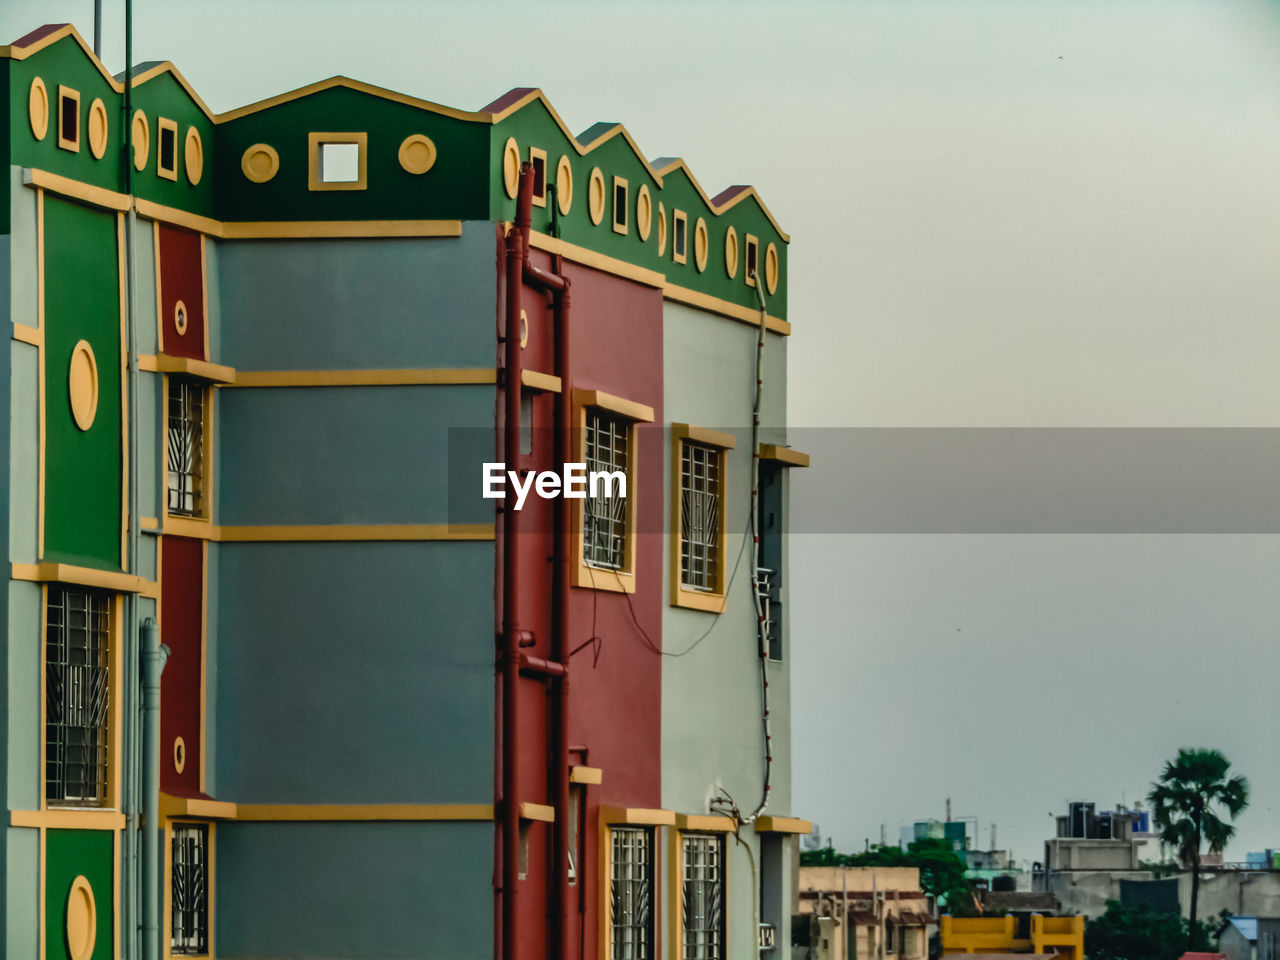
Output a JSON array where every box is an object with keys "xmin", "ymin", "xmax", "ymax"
[
  {"xmin": 795, "ymin": 867, "xmax": 932, "ymax": 960},
  {"xmin": 1217, "ymin": 917, "xmax": 1280, "ymax": 960},
  {"xmin": 939, "ymin": 914, "xmax": 1084, "ymax": 959}
]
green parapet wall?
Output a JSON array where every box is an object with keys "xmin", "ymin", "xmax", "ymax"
[
  {"xmin": 43, "ymin": 194, "xmax": 123, "ymax": 569},
  {"xmin": 490, "ymin": 94, "xmax": 789, "ymax": 320},
  {"xmin": 215, "ymin": 85, "xmax": 491, "ymax": 224},
  {"xmin": 44, "ymin": 829, "xmax": 113, "ymax": 960}
]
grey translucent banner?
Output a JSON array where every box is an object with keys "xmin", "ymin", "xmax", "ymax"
[{"xmin": 450, "ymin": 428, "xmax": 1280, "ymax": 534}]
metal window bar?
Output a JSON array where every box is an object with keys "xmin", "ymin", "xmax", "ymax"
[
  {"xmin": 611, "ymin": 827, "xmax": 652, "ymax": 960},
  {"xmin": 682, "ymin": 834, "xmax": 724, "ymax": 960},
  {"xmin": 171, "ymin": 823, "xmax": 209, "ymax": 954},
  {"xmin": 680, "ymin": 442, "xmax": 720, "ymax": 591},
  {"xmin": 168, "ymin": 379, "xmax": 204, "ymax": 516},
  {"xmin": 584, "ymin": 411, "xmax": 629, "ymax": 571},
  {"xmin": 45, "ymin": 587, "xmax": 110, "ymax": 805}
]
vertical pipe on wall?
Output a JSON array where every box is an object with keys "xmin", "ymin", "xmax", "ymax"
[
  {"xmin": 549, "ymin": 254, "xmax": 572, "ymax": 960},
  {"xmin": 500, "ymin": 164, "xmax": 533, "ymax": 960},
  {"xmin": 141, "ymin": 619, "xmax": 167, "ymax": 960},
  {"xmin": 122, "ymin": 2, "xmax": 144, "ymax": 952}
]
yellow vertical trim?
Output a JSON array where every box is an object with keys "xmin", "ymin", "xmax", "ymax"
[
  {"xmin": 200, "ymin": 233, "xmax": 210, "ymax": 363},
  {"xmin": 162, "ymin": 819, "xmax": 172, "ymax": 959},
  {"xmin": 199, "ymin": 539, "xmax": 207, "ymax": 794},
  {"xmin": 39, "ymin": 825, "xmax": 46, "ymax": 960},
  {"xmin": 204, "ymin": 382, "xmax": 214, "ymax": 521},
  {"xmin": 113, "ymin": 826, "xmax": 122, "ymax": 959},
  {"xmin": 112, "ymin": 598, "xmax": 123, "ymax": 811},
  {"xmin": 598, "ymin": 817, "xmax": 609, "ymax": 960},
  {"xmin": 668, "ymin": 827, "xmax": 681, "ymax": 960},
  {"xmin": 39, "ymin": 584, "xmax": 47, "ymax": 811},
  {"xmin": 119, "ymin": 212, "xmax": 129, "ymax": 570},
  {"xmin": 37, "ymin": 188, "xmax": 46, "ymax": 559}
]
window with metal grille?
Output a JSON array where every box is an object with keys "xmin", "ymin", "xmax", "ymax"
[
  {"xmin": 45, "ymin": 587, "xmax": 110, "ymax": 805},
  {"xmin": 171, "ymin": 823, "xmax": 209, "ymax": 955},
  {"xmin": 584, "ymin": 409, "xmax": 629, "ymax": 571},
  {"xmin": 680, "ymin": 441, "xmax": 721, "ymax": 592},
  {"xmin": 682, "ymin": 833, "xmax": 724, "ymax": 960},
  {"xmin": 168, "ymin": 378, "xmax": 205, "ymax": 516},
  {"xmin": 610, "ymin": 826, "xmax": 653, "ymax": 960}
]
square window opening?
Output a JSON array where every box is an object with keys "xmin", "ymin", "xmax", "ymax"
[
  {"xmin": 171, "ymin": 823, "xmax": 209, "ymax": 955},
  {"xmin": 58, "ymin": 89, "xmax": 80, "ymax": 150},
  {"xmin": 613, "ymin": 177, "xmax": 630, "ymax": 234},
  {"xmin": 673, "ymin": 211, "xmax": 688, "ymax": 263},
  {"xmin": 46, "ymin": 586, "xmax": 111, "ymax": 806},
  {"xmin": 530, "ymin": 148, "xmax": 548, "ymax": 205},
  {"xmin": 745, "ymin": 235, "xmax": 760, "ymax": 285},
  {"xmin": 158, "ymin": 120, "xmax": 178, "ymax": 178},
  {"xmin": 320, "ymin": 142, "xmax": 361, "ymax": 183}
]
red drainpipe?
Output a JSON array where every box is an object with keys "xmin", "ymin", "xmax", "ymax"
[
  {"xmin": 500, "ymin": 164, "xmax": 530, "ymax": 960},
  {"xmin": 502, "ymin": 163, "xmax": 573, "ymax": 960}
]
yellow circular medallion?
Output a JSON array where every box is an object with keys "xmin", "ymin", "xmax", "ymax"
[
  {"xmin": 185, "ymin": 128, "xmax": 204, "ymax": 185},
  {"xmin": 132, "ymin": 111, "xmax": 150, "ymax": 171},
  {"xmin": 68, "ymin": 340, "xmax": 99, "ymax": 432},
  {"xmin": 66, "ymin": 875, "xmax": 97, "ymax": 960},
  {"xmin": 29, "ymin": 78, "xmax": 49, "ymax": 140},
  {"xmin": 502, "ymin": 137, "xmax": 521, "ymax": 199},
  {"xmin": 588, "ymin": 168, "xmax": 606, "ymax": 225},
  {"xmin": 398, "ymin": 134, "xmax": 437, "ymax": 175}
]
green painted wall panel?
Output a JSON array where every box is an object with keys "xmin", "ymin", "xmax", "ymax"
[
  {"xmin": 44, "ymin": 829, "xmax": 112, "ymax": 960},
  {"xmin": 42, "ymin": 195, "xmax": 122, "ymax": 569},
  {"xmin": 215, "ymin": 821, "xmax": 492, "ymax": 959},
  {"xmin": 6, "ymin": 827, "xmax": 38, "ymax": 959}
]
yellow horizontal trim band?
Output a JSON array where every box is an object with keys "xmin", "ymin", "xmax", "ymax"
[
  {"xmin": 25, "ymin": 168, "xmax": 130, "ymax": 212},
  {"xmin": 673, "ymin": 423, "xmax": 736, "ymax": 449},
  {"xmin": 11, "ymin": 809, "xmax": 126, "ymax": 830},
  {"xmin": 11, "ymin": 562, "xmax": 148, "ymax": 594},
  {"xmin": 519, "ymin": 802, "xmax": 556, "ymax": 823},
  {"xmin": 600, "ymin": 806, "xmax": 676, "ymax": 827},
  {"xmin": 672, "ymin": 588, "xmax": 727, "ymax": 614},
  {"xmin": 162, "ymin": 516, "xmax": 216, "ymax": 540},
  {"xmin": 160, "ymin": 794, "xmax": 237, "ymax": 820},
  {"xmin": 140, "ymin": 517, "xmax": 160, "ymax": 531},
  {"xmin": 219, "ymin": 523, "xmax": 494, "ymax": 542},
  {"xmin": 568, "ymin": 766, "xmax": 603, "ymax": 785},
  {"xmin": 526, "ymin": 230, "xmax": 665, "ymax": 289},
  {"xmin": 574, "ymin": 388, "xmax": 655, "ymax": 424},
  {"xmin": 663, "ymin": 282, "xmax": 790, "ymax": 335},
  {"xmin": 222, "ymin": 220, "xmax": 462, "ymax": 239},
  {"xmin": 754, "ymin": 816, "xmax": 813, "ymax": 834},
  {"xmin": 230, "ymin": 368, "xmax": 497, "ymax": 388},
  {"xmin": 134, "ymin": 197, "xmax": 222, "ymax": 237},
  {"xmin": 521, "ymin": 369, "xmax": 563, "ymax": 393},
  {"xmin": 139, "ymin": 354, "xmax": 237, "ymax": 384},
  {"xmin": 218, "ymin": 76, "xmax": 492, "ymax": 124},
  {"xmin": 759, "ymin": 444, "xmax": 810, "ymax": 468},
  {"xmin": 13, "ymin": 323, "xmax": 42, "ymax": 347},
  {"xmin": 234, "ymin": 803, "xmax": 493, "ymax": 822},
  {"xmin": 676, "ymin": 814, "xmax": 737, "ymax": 833}
]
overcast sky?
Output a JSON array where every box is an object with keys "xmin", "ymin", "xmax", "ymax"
[{"xmin": 7, "ymin": 0, "xmax": 1280, "ymax": 863}]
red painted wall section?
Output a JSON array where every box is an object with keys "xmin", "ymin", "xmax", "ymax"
[
  {"xmin": 156, "ymin": 223, "xmax": 206, "ymax": 360},
  {"xmin": 503, "ymin": 246, "xmax": 665, "ymax": 960},
  {"xmin": 160, "ymin": 535, "xmax": 204, "ymax": 796}
]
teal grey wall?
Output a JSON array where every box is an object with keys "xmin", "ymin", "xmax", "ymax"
[
  {"xmin": 214, "ymin": 540, "xmax": 494, "ymax": 803},
  {"xmin": 661, "ymin": 300, "xmax": 795, "ymax": 958},
  {"xmin": 214, "ymin": 820, "xmax": 493, "ymax": 959},
  {"xmin": 217, "ymin": 384, "xmax": 494, "ymax": 525},
  {"xmin": 215, "ymin": 226, "xmax": 497, "ymax": 371}
]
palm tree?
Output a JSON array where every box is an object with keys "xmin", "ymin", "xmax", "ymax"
[{"xmin": 1147, "ymin": 748, "xmax": 1249, "ymax": 948}]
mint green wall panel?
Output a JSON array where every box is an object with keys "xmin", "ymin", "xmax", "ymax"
[
  {"xmin": 6, "ymin": 827, "xmax": 37, "ymax": 959},
  {"xmin": 6, "ymin": 582, "xmax": 39, "ymax": 811}
]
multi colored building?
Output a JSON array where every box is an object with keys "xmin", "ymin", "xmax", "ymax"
[{"xmin": 1, "ymin": 21, "xmax": 810, "ymax": 960}]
